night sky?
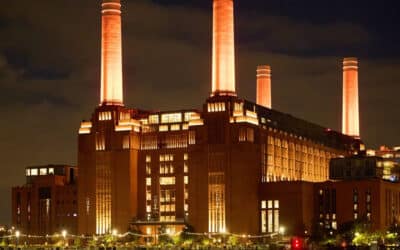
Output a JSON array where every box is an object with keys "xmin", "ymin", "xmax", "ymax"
[{"xmin": 1, "ymin": 0, "xmax": 400, "ymax": 224}]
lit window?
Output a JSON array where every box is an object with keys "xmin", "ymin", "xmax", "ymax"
[
  {"xmin": 184, "ymin": 153, "xmax": 188, "ymax": 161},
  {"xmin": 189, "ymin": 131, "xmax": 196, "ymax": 145},
  {"xmin": 261, "ymin": 200, "xmax": 266, "ymax": 209},
  {"xmin": 26, "ymin": 169, "xmax": 30, "ymax": 176},
  {"xmin": 170, "ymin": 124, "xmax": 180, "ymax": 131},
  {"xmin": 146, "ymin": 155, "xmax": 151, "ymax": 163},
  {"xmin": 99, "ymin": 111, "xmax": 112, "ymax": 121},
  {"xmin": 160, "ymin": 155, "xmax": 165, "ymax": 162},
  {"xmin": 146, "ymin": 191, "xmax": 151, "ymax": 201},
  {"xmin": 182, "ymin": 124, "xmax": 189, "ymax": 130},
  {"xmin": 149, "ymin": 115, "xmax": 159, "ymax": 124},
  {"xmin": 48, "ymin": 168, "xmax": 54, "ymax": 174},
  {"xmin": 184, "ymin": 163, "xmax": 188, "ymax": 173},
  {"xmin": 184, "ymin": 176, "xmax": 189, "ymax": 185},
  {"xmin": 146, "ymin": 205, "xmax": 151, "ymax": 213},
  {"xmin": 86, "ymin": 198, "xmax": 90, "ymax": 215},
  {"xmin": 160, "ymin": 177, "xmax": 176, "ymax": 185},
  {"xmin": 122, "ymin": 135, "xmax": 130, "ymax": 149},
  {"xmin": 95, "ymin": 134, "xmax": 105, "ymax": 151},
  {"xmin": 262, "ymin": 200, "xmax": 280, "ymax": 233},
  {"xmin": 161, "ymin": 113, "xmax": 182, "ymax": 124},
  {"xmin": 40, "ymin": 168, "xmax": 47, "ymax": 175},
  {"xmin": 146, "ymin": 227, "xmax": 152, "ymax": 235},
  {"xmin": 146, "ymin": 165, "xmax": 151, "ymax": 175},
  {"xmin": 159, "ymin": 125, "xmax": 168, "ymax": 132},
  {"xmin": 184, "ymin": 112, "xmax": 194, "ymax": 121},
  {"xmin": 208, "ymin": 102, "xmax": 226, "ymax": 112},
  {"xmin": 274, "ymin": 200, "xmax": 279, "ymax": 209},
  {"xmin": 146, "ymin": 178, "xmax": 151, "ymax": 186}
]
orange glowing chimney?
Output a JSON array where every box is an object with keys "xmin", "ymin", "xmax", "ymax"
[
  {"xmin": 256, "ymin": 65, "xmax": 271, "ymax": 108},
  {"xmin": 100, "ymin": 0, "xmax": 123, "ymax": 106},
  {"xmin": 211, "ymin": 0, "xmax": 236, "ymax": 96},
  {"xmin": 342, "ymin": 57, "xmax": 360, "ymax": 137}
]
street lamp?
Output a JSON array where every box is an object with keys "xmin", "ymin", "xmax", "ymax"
[
  {"xmin": 15, "ymin": 230, "xmax": 20, "ymax": 249},
  {"xmin": 279, "ymin": 226, "xmax": 286, "ymax": 236},
  {"xmin": 62, "ymin": 230, "xmax": 67, "ymax": 248}
]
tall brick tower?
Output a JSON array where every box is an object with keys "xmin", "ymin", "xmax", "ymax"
[{"xmin": 78, "ymin": 0, "xmax": 140, "ymax": 235}]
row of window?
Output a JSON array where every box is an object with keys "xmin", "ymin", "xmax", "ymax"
[{"xmin": 26, "ymin": 168, "xmax": 55, "ymax": 176}]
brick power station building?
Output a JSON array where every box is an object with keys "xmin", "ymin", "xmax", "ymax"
[
  {"xmin": 11, "ymin": 0, "xmax": 400, "ymax": 238},
  {"xmin": 77, "ymin": 0, "xmax": 360, "ymax": 236}
]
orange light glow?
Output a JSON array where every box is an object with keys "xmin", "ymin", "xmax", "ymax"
[
  {"xmin": 100, "ymin": 0, "xmax": 123, "ymax": 106},
  {"xmin": 342, "ymin": 57, "xmax": 359, "ymax": 137},
  {"xmin": 211, "ymin": 0, "xmax": 236, "ymax": 96},
  {"xmin": 256, "ymin": 65, "xmax": 271, "ymax": 108}
]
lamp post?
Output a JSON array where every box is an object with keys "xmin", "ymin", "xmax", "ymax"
[
  {"xmin": 15, "ymin": 230, "xmax": 20, "ymax": 249},
  {"xmin": 112, "ymin": 229, "xmax": 118, "ymax": 248},
  {"xmin": 62, "ymin": 230, "xmax": 67, "ymax": 249}
]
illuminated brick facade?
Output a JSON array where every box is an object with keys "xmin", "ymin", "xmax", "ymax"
[
  {"xmin": 76, "ymin": 0, "xmax": 361, "ymax": 236},
  {"xmin": 11, "ymin": 165, "xmax": 78, "ymax": 235}
]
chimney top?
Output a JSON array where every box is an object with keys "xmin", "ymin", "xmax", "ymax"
[
  {"xmin": 343, "ymin": 57, "xmax": 358, "ymax": 69},
  {"xmin": 256, "ymin": 65, "xmax": 271, "ymax": 78}
]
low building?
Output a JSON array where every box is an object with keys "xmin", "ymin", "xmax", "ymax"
[
  {"xmin": 259, "ymin": 154, "xmax": 400, "ymax": 237},
  {"xmin": 11, "ymin": 165, "xmax": 78, "ymax": 235},
  {"xmin": 315, "ymin": 179, "xmax": 400, "ymax": 231}
]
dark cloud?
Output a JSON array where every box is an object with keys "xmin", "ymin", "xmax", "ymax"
[{"xmin": 0, "ymin": 0, "xmax": 399, "ymax": 225}]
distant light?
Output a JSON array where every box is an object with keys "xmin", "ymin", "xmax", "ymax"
[
  {"xmin": 112, "ymin": 229, "xmax": 118, "ymax": 236},
  {"xmin": 15, "ymin": 230, "xmax": 20, "ymax": 238},
  {"xmin": 62, "ymin": 230, "xmax": 67, "ymax": 238},
  {"xmin": 279, "ymin": 226, "xmax": 286, "ymax": 235}
]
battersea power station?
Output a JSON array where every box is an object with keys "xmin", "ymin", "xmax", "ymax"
[{"xmin": 18, "ymin": 0, "xmax": 400, "ymax": 238}]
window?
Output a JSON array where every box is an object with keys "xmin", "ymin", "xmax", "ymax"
[
  {"xmin": 26, "ymin": 169, "xmax": 30, "ymax": 176},
  {"xmin": 146, "ymin": 155, "xmax": 151, "ymax": 163},
  {"xmin": 40, "ymin": 168, "xmax": 47, "ymax": 175},
  {"xmin": 366, "ymin": 190, "xmax": 371, "ymax": 221},
  {"xmin": 183, "ymin": 112, "xmax": 195, "ymax": 122},
  {"xmin": 146, "ymin": 178, "xmax": 151, "ymax": 186},
  {"xmin": 184, "ymin": 176, "xmax": 189, "ymax": 185},
  {"xmin": 122, "ymin": 135, "xmax": 130, "ymax": 149},
  {"xmin": 160, "ymin": 177, "xmax": 176, "ymax": 185},
  {"xmin": 238, "ymin": 128, "xmax": 254, "ymax": 142},
  {"xmin": 353, "ymin": 189, "xmax": 359, "ymax": 220},
  {"xmin": 160, "ymin": 154, "xmax": 174, "ymax": 162},
  {"xmin": 146, "ymin": 165, "xmax": 151, "ymax": 175},
  {"xmin": 160, "ymin": 163, "xmax": 174, "ymax": 175},
  {"xmin": 188, "ymin": 131, "xmax": 196, "ymax": 145},
  {"xmin": 48, "ymin": 168, "xmax": 54, "ymax": 174},
  {"xmin": 209, "ymin": 172, "xmax": 225, "ymax": 233},
  {"xmin": 96, "ymin": 134, "xmax": 105, "ymax": 151},
  {"xmin": 159, "ymin": 125, "xmax": 168, "ymax": 132},
  {"xmin": 98, "ymin": 111, "xmax": 112, "ymax": 121},
  {"xmin": 161, "ymin": 113, "xmax": 182, "ymax": 124},
  {"xmin": 208, "ymin": 102, "xmax": 226, "ymax": 112},
  {"xmin": 149, "ymin": 115, "xmax": 159, "ymax": 124},
  {"xmin": 261, "ymin": 200, "xmax": 279, "ymax": 233},
  {"xmin": 170, "ymin": 124, "xmax": 180, "ymax": 131}
]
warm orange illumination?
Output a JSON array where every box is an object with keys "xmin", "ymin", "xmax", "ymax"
[
  {"xmin": 256, "ymin": 65, "xmax": 271, "ymax": 108},
  {"xmin": 211, "ymin": 0, "xmax": 236, "ymax": 96},
  {"xmin": 342, "ymin": 57, "xmax": 359, "ymax": 137},
  {"xmin": 100, "ymin": 0, "xmax": 123, "ymax": 106}
]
